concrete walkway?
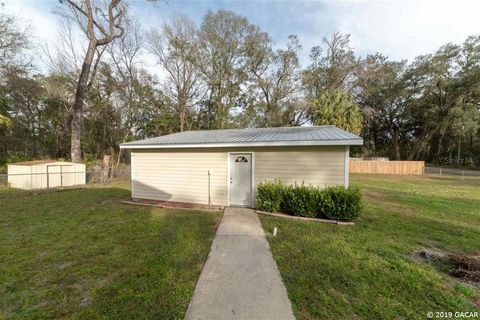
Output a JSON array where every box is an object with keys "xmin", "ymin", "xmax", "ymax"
[{"xmin": 185, "ymin": 207, "xmax": 295, "ymax": 320}]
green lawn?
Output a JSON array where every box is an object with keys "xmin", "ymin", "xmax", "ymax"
[
  {"xmin": 0, "ymin": 183, "xmax": 221, "ymax": 319},
  {"xmin": 261, "ymin": 174, "xmax": 480, "ymax": 320}
]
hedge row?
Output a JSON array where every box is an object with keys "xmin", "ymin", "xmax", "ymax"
[{"xmin": 255, "ymin": 181, "xmax": 362, "ymax": 221}]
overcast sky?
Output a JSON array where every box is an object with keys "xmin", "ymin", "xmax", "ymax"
[{"xmin": 2, "ymin": 0, "xmax": 480, "ymax": 67}]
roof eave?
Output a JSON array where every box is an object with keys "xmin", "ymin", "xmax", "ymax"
[{"xmin": 120, "ymin": 139, "xmax": 363, "ymax": 149}]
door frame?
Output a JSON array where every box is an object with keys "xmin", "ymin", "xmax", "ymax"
[
  {"xmin": 46, "ymin": 164, "xmax": 66, "ymax": 189},
  {"xmin": 226, "ymin": 152, "xmax": 255, "ymax": 207}
]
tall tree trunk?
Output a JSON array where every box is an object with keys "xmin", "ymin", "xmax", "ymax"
[
  {"xmin": 71, "ymin": 42, "xmax": 96, "ymax": 163},
  {"xmin": 457, "ymin": 139, "xmax": 462, "ymax": 166},
  {"xmin": 435, "ymin": 134, "xmax": 444, "ymax": 165},
  {"xmin": 407, "ymin": 130, "xmax": 429, "ymax": 160},
  {"xmin": 31, "ymin": 131, "xmax": 37, "ymax": 157},
  {"xmin": 178, "ymin": 94, "xmax": 187, "ymax": 132},
  {"xmin": 392, "ymin": 129, "xmax": 401, "ymax": 160},
  {"xmin": 179, "ymin": 111, "xmax": 185, "ymax": 132}
]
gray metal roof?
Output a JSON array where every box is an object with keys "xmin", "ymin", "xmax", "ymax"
[{"xmin": 120, "ymin": 125, "xmax": 363, "ymax": 149}]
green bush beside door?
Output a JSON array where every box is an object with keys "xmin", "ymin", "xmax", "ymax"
[{"xmin": 255, "ymin": 181, "xmax": 362, "ymax": 222}]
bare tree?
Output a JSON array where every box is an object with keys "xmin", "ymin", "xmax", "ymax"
[
  {"xmin": 42, "ymin": 18, "xmax": 84, "ymax": 77},
  {"xmin": 195, "ymin": 10, "xmax": 268, "ymax": 129},
  {"xmin": 59, "ymin": 0, "xmax": 126, "ymax": 162},
  {"xmin": 106, "ymin": 16, "xmax": 145, "ymax": 166},
  {"xmin": 0, "ymin": 13, "xmax": 30, "ymax": 65},
  {"xmin": 248, "ymin": 35, "xmax": 302, "ymax": 126},
  {"xmin": 0, "ymin": 13, "xmax": 31, "ymax": 131},
  {"xmin": 147, "ymin": 14, "xmax": 202, "ymax": 132},
  {"xmin": 303, "ymin": 31, "xmax": 358, "ymax": 99}
]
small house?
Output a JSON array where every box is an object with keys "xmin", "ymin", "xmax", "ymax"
[{"xmin": 120, "ymin": 126, "xmax": 363, "ymax": 207}]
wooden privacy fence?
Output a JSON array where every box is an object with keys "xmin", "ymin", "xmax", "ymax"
[{"xmin": 350, "ymin": 160, "xmax": 425, "ymax": 175}]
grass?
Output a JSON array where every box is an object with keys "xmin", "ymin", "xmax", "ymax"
[
  {"xmin": 0, "ymin": 182, "xmax": 221, "ymax": 319},
  {"xmin": 260, "ymin": 174, "xmax": 480, "ymax": 320}
]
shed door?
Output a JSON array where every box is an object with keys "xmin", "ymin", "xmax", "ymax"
[
  {"xmin": 47, "ymin": 165, "xmax": 62, "ymax": 188},
  {"xmin": 229, "ymin": 154, "xmax": 252, "ymax": 207}
]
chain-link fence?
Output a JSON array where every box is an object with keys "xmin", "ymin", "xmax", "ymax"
[
  {"xmin": 86, "ymin": 169, "xmax": 131, "ymax": 184},
  {"xmin": 425, "ymin": 166, "xmax": 480, "ymax": 179},
  {"xmin": 0, "ymin": 169, "xmax": 130, "ymax": 189}
]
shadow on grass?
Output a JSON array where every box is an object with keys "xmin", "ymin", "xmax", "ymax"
[
  {"xmin": 260, "ymin": 175, "xmax": 480, "ymax": 319},
  {"xmin": 0, "ymin": 185, "xmax": 221, "ymax": 319},
  {"xmin": 261, "ymin": 213, "xmax": 479, "ymax": 320}
]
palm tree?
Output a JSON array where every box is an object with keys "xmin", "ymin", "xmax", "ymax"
[
  {"xmin": 310, "ymin": 90, "xmax": 363, "ymax": 134},
  {"xmin": 0, "ymin": 114, "xmax": 11, "ymax": 129}
]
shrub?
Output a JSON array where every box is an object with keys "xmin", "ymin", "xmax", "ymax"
[
  {"xmin": 255, "ymin": 181, "xmax": 285, "ymax": 213},
  {"xmin": 255, "ymin": 181, "xmax": 362, "ymax": 221},
  {"xmin": 315, "ymin": 190, "xmax": 335, "ymax": 219},
  {"xmin": 322, "ymin": 186, "xmax": 362, "ymax": 221},
  {"xmin": 282, "ymin": 183, "xmax": 318, "ymax": 218}
]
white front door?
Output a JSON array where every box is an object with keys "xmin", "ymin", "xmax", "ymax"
[{"xmin": 229, "ymin": 154, "xmax": 252, "ymax": 207}]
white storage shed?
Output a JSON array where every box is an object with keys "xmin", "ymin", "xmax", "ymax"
[{"xmin": 7, "ymin": 160, "xmax": 86, "ymax": 190}]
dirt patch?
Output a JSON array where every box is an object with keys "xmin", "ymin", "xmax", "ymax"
[
  {"xmin": 412, "ymin": 248, "xmax": 449, "ymax": 263},
  {"xmin": 413, "ymin": 248, "xmax": 480, "ymax": 284},
  {"xmin": 449, "ymin": 253, "xmax": 480, "ymax": 282},
  {"xmin": 124, "ymin": 198, "xmax": 223, "ymax": 211}
]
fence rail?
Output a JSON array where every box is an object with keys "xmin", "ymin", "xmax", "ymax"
[
  {"xmin": 350, "ymin": 160, "xmax": 425, "ymax": 175},
  {"xmin": 0, "ymin": 169, "xmax": 130, "ymax": 189},
  {"xmin": 424, "ymin": 167, "xmax": 480, "ymax": 178}
]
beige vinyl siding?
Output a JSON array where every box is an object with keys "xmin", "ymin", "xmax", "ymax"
[
  {"xmin": 254, "ymin": 146, "xmax": 346, "ymax": 187},
  {"xmin": 131, "ymin": 146, "xmax": 347, "ymax": 206},
  {"xmin": 131, "ymin": 150, "xmax": 227, "ymax": 206}
]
